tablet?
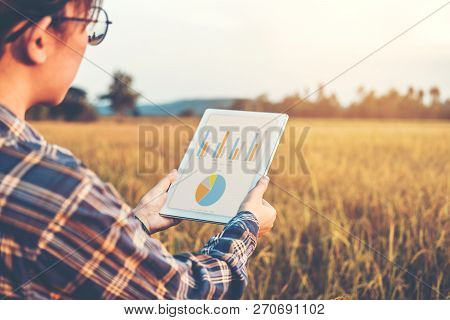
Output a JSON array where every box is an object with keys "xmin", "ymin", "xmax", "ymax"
[{"xmin": 161, "ymin": 109, "xmax": 288, "ymax": 224}]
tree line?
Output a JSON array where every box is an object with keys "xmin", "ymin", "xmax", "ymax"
[
  {"xmin": 26, "ymin": 71, "xmax": 450, "ymax": 121},
  {"xmin": 232, "ymin": 86, "xmax": 450, "ymax": 119}
]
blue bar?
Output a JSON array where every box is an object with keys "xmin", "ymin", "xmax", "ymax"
[
  {"xmin": 197, "ymin": 130, "xmax": 210, "ymax": 156},
  {"xmin": 246, "ymin": 133, "xmax": 258, "ymax": 160},
  {"xmin": 228, "ymin": 138, "xmax": 240, "ymax": 159}
]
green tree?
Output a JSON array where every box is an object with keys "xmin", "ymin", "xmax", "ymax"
[
  {"xmin": 26, "ymin": 104, "xmax": 49, "ymax": 120},
  {"xmin": 59, "ymin": 87, "xmax": 98, "ymax": 122},
  {"xmin": 26, "ymin": 87, "xmax": 98, "ymax": 122},
  {"xmin": 100, "ymin": 71, "xmax": 139, "ymax": 116}
]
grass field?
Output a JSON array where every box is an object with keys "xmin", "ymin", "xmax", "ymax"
[{"xmin": 32, "ymin": 118, "xmax": 449, "ymax": 299}]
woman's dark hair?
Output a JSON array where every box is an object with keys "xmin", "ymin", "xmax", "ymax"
[{"xmin": 0, "ymin": 0, "xmax": 99, "ymax": 56}]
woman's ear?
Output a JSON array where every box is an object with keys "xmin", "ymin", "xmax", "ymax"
[{"xmin": 22, "ymin": 16, "xmax": 53, "ymax": 65}]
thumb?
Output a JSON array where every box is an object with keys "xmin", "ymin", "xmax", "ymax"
[
  {"xmin": 154, "ymin": 169, "xmax": 177, "ymax": 193},
  {"xmin": 246, "ymin": 176, "xmax": 270, "ymax": 201}
]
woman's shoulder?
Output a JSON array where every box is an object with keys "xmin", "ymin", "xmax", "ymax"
[
  {"xmin": 0, "ymin": 135, "xmax": 122, "ymax": 205},
  {"xmin": 0, "ymin": 135, "xmax": 83, "ymax": 178}
]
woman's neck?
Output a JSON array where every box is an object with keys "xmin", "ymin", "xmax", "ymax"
[{"xmin": 0, "ymin": 71, "xmax": 32, "ymax": 121}]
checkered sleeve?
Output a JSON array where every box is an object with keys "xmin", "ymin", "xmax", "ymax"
[{"xmin": 34, "ymin": 174, "xmax": 259, "ymax": 299}]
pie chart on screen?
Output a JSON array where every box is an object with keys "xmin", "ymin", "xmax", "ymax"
[{"xmin": 195, "ymin": 174, "xmax": 226, "ymax": 206}]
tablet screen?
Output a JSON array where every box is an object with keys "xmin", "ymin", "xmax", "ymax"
[{"xmin": 167, "ymin": 111, "xmax": 286, "ymax": 219}]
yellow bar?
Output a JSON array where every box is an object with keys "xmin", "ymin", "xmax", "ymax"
[
  {"xmin": 249, "ymin": 143, "xmax": 259, "ymax": 161},
  {"xmin": 232, "ymin": 147, "xmax": 240, "ymax": 160},
  {"xmin": 216, "ymin": 131, "xmax": 230, "ymax": 158},
  {"xmin": 200, "ymin": 141, "xmax": 209, "ymax": 157}
]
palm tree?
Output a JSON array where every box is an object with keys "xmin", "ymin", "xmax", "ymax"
[
  {"xmin": 417, "ymin": 89, "xmax": 424, "ymax": 103},
  {"xmin": 429, "ymin": 86, "xmax": 441, "ymax": 107}
]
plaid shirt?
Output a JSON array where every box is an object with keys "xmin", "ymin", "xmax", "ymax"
[{"xmin": 0, "ymin": 105, "xmax": 259, "ymax": 300}]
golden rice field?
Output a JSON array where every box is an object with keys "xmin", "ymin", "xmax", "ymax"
[{"xmin": 32, "ymin": 118, "xmax": 449, "ymax": 299}]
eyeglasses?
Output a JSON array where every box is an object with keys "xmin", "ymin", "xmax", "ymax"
[{"xmin": 5, "ymin": 7, "xmax": 112, "ymax": 46}]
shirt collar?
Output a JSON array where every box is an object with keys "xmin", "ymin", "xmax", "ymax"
[{"xmin": 0, "ymin": 104, "xmax": 45, "ymax": 144}]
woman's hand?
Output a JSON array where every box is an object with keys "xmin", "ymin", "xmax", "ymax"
[
  {"xmin": 239, "ymin": 176, "xmax": 277, "ymax": 238},
  {"xmin": 133, "ymin": 169, "xmax": 181, "ymax": 234}
]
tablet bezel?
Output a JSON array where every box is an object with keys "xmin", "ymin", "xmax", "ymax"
[{"xmin": 160, "ymin": 108, "xmax": 289, "ymax": 224}]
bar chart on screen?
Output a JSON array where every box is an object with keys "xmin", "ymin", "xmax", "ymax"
[{"xmin": 196, "ymin": 130, "xmax": 262, "ymax": 162}]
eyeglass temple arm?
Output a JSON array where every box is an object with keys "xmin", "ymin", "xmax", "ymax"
[
  {"xmin": 5, "ymin": 21, "xmax": 34, "ymax": 43},
  {"xmin": 5, "ymin": 7, "xmax": 112, "ymax": 44},
  {"xmin": 53, "ymin": 16, "xmax": 113, "ymax": 24}
]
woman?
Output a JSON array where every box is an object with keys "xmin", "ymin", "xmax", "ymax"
[{"xmin": 0, "ymin": 0, "xmax": 277, "ymax": 299}]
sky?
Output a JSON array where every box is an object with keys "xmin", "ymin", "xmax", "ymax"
[{"xmin": 73, "ymin": 0, "xmax": 450, "ymax": 106}]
